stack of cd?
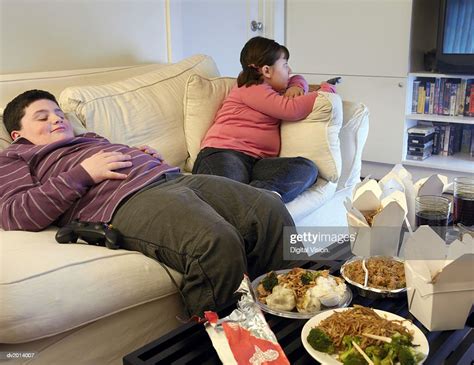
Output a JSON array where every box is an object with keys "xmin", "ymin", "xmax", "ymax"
[{"xmin": 406, "ymin": 125, "xmax": 435, "ymax": 160}]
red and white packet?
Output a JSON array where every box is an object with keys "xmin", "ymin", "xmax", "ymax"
[{"xmin": 204, "ymin": 275, "xmax": 290, "ymax": 365}]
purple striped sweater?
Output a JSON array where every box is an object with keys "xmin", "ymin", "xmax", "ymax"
[{"xmin": 0, "ymin": 133, "xmax": 179, "ymax": 231}]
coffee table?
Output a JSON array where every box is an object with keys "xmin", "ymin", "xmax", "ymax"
[{"xmin": 123, "ymin": 242, "xmax": 473, "ymax": 365}]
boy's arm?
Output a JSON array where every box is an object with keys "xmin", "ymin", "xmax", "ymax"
[{"xmin": 0, "ymin": 155, "xmax": 93, "ymax": 231}]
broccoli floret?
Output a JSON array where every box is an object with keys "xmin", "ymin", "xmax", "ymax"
[
  {"xmin": 341, "ymin": 351, "xmax": 367, "ymax": 365},
  {"xmin": 306, "ymin": 328, "xmax": 335, "ymax": 353},
  {"xmin": 397, "ymin": 345, "xmax": 424, "ymax": 365},
  {"xmin": 397, "ymin": 346, "xmax": 416, "ymax": 365},
  {"xmin": 342, "ymin": 335, "xmax": 360, "ymax": 349},
  {"xmin": 301, "ymin": 271, "xmax": 314, "ymax": 285},
  {"xmin": 366, "ymin": 345, "xmax": 387, "ymax": 358},
  {"xmin": 380, "ymin": 347, "xmax": 396, "ymax": 365},
  {"xmin": 365, "ymin": 345, "xmax": 388, "ymax": 365},
  {"xmin": 262, "ymin": 271, "xmax": 278, "ymax": 292},
  {"xmin": 391, "ymin": 332, "xmax": 412, "ymax": 348},
  {"xmin": 339, "ymin": 336, "xmax": 364, "ymax": 364}
]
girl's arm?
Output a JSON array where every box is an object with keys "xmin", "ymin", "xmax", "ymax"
[
  {"xmin": 288, "ymin": 75, "xmax": 309, "ymax": 93},
  {"xmin": 240, "ymin": 83, "xmax": 317, "ymax": 121}
]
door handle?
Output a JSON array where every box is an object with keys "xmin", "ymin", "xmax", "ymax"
[{"xmin": 250, "ymin": 20, "xmax": 263, "ymax": 32}]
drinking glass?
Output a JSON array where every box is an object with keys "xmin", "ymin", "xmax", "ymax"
[
  {"xmin": 453, "ymin": 177, "xmax": 474, "ymax": 227},
  {"xmin": 415, "ymin": 195, "xmax": 451, "ymax": 239}
]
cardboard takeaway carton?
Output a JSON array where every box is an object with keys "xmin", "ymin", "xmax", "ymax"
[
  {"xmin": 379, "ymin": 165, "xmax": 448, "ymax": 228},
  {"xmin": 404, "ymin": 226, "xmax": 474, "ymax": 331},
  {"xmin": 346, "ymin": 177, "xmax": 407, "ymax": 257}
]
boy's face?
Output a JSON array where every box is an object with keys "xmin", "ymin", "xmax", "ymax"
[{"xmin": 10, "ymin": 99, "xmax": 75, "ymax": 145}]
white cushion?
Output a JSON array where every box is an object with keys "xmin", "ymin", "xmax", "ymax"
[
  {"xmin": 280, "ymin": 92, "xmax": 343, "ymax": 183},
  {"xmin": 337, "ymin": 101, "xmax": 370, "ymax": 190},
  {"xmin": 0, "ymin": 229, "xmax": 183, "ymax": 343},
  {"xmin": 59, "ymin": 55, "xmax": 220, "ymax": 168},
  {"xmin": 183, "ymin": 75, "xmax": 236, "ymax": 171},
  {"xmin": 0, "ymin": 109, "xmax": 11, "ymax": 150}
]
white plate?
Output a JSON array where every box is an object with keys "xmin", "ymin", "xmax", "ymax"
[
  {"xmin": 251, "ymin": 269, "xmax": 352, "ymax": 319},
  {"xmin": 301, "ymin": 308, "xmax": 429, "ymax": 364}
]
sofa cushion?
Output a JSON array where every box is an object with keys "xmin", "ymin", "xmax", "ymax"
[
  {"xmin": 280, "ymin": 92, "xmax": 343, "ymax": 183},
  {"xmin": 285, "ymin": 178, "xmax": 337, "ymax": 222},
  {"xmin": 0, "ymin": 109, "xmax": 11, "ymax": 150},
  {"xmin": 183, "ymin": 75, "xmax": 236, "ymax": 171},
  {"xmin": 59, "ymin": 55, "xmax": 220, "ymax": 169},
  {"xmin": 0, "ymin": 229, "xmax": 183, "ymax": 343},
  {"xmin": 337, "ymin": 101, "xmax": 370, "ymax": 190}
]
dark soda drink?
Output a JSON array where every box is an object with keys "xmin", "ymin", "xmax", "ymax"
[
  {"xmin": 453, "ymin": 195, "xmax": 474, "ymax": 226},
  {"xmin": 416, "ymin": 210, "xmax": 449, "ymax": 239},
  {"xmin": 415, "ymin": 210, "xmax": 449, "ymax": 226}
]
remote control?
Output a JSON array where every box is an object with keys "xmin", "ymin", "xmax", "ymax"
[
  {"xmin": 56, "ymin": 220, "xmax": 121, "ymax": 249},
  {"xmin": 326, "ymin": 77, "xmax": 342, "ymax": 85}
]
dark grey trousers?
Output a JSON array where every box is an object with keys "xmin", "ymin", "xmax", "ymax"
[{"xmin": 111, "ymin": 174, "xmax": 295, "ymax": 316}]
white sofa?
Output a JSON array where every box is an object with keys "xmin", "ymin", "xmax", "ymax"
[{"xmin": 0, "ymin": 54, "xmax": 369, "ymax": 364}]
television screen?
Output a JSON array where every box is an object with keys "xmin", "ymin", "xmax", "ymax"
[
  {"xmin": 442, "ymin": 0, "xmax": 474, "ymax": 54},
  {"xmin": 436, "ymin": 0, "xmax": 474, "ymax": 73}
]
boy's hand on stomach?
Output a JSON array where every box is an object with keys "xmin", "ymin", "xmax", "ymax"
[{"xmin": 80, "ymin": 151, "xmax": 132, "ymax": 184}]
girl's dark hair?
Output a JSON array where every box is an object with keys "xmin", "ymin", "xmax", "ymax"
[
  {"xmin": 3, "ymin": 89, "xmax": 59, "ymax": 134},
  {"xmin": 237, "ymin": 36, "xmax": 289, "ymax": 87}
]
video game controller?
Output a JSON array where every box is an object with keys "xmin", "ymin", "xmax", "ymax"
[
  {"xmin": 326, "ymin": 77, "xmax": 342, "ymax": 85},
  {"xmin": 55, "ymin": 220, "xmax": 121, "ymax": 250}
]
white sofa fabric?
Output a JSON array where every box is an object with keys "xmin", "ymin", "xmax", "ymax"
[{"xmin": 0, "ymin": 54, "xmax": 369, "ymax": 364}]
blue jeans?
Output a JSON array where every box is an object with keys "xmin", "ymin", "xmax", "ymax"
[{"xmin": 192, "ymin": 147, "xmax": 318, "ymax": 203}]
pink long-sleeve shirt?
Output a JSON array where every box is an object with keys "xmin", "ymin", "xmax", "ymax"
[{"xmin": 201, "ymin": 75, "xmax": 317, "ymax": 158}]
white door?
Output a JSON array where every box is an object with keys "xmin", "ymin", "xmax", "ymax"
[
  {"xmin": 168, "ymin": 0, "xmax": 284, "ymax": 77},
  {"xmin": 286, "ymin": 0, "xmax": 413, "ymax": 165}
]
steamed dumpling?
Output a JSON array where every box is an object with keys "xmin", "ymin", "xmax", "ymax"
[
  {"xmin": 296, "ymin": 287, "xmax": 321, "ymax": 313},
  {"xmin": 265, "ymin": 285, "xmax": 296, "ymax": 311},
  {"xmin": 312, "ymin": 276, "xmax": 347, "ymax": 307}
]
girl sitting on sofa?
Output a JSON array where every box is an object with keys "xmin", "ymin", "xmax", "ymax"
[{"xmin": 192, "ymin": 36, "xmax": 336, "ymax": 203}]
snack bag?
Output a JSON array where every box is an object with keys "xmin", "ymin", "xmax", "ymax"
[{"xmin": 204, "ymin": 276, "xmax": 289, "ymax": 365}]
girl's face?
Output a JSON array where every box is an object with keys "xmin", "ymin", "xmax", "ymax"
[{"xmin": 262, "ymin": 53, "xmax": 291, "ymax": 92}]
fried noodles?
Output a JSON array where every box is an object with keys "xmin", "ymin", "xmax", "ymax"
[
  {"xmin": 317, "ymin": 305, "xmax": 413, "ymax": 351},
  {"xmin": 343, "ymin": 257, "xmax": 406, "ymax": 290}
]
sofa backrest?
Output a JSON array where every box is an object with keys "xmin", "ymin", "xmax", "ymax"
[
  {"xmin": 0, "ymin": 55, "xmax": 221, "ymax": 169},
  {"xmin": 59, "ymin": 55, "xmax": 220, "ymax": 168},
  {"xmin": 0, "ymin": 64, "xmax": 169, "ymax": 150}
]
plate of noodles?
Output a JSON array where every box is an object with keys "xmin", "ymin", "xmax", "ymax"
[
  {"xmin": 301, "ymin": 306, "xmax": 429, "ymax": 364},
  {"xmin": 251, "ymin": 268, "xmax": 352, "ymax": 319},
  {"xmin": 340, "ymin": 256, "xmax": 407, "ymax": 299}
]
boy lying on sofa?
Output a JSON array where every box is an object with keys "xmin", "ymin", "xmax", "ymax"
[{"xmin": 0, "ymin": 89, "xmax": 296, "ymax": 316}]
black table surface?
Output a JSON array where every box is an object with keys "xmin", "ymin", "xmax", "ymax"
[{"xmin": 123, "ymin": 242, "xmax": 473, "ymax": 365}]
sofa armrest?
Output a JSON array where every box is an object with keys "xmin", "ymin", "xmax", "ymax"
[{"xmin": 337, "ymin": 101, "xmax": 369, "ymax": 191}]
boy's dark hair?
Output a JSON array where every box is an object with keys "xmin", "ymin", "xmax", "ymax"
[
  {"xmin": 3, "ymin": 89, "xmax": 59, "ymax": 135},
  {"xmin": 237, "ymin": 36, "xmax": 289, "ymax": 88}
]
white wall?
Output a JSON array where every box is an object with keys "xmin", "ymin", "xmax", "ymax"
[
  {"xmin": 169, "ymin": 0, "xmax": 258, "ymax": 76},
  {"xmin": 0, "ymin": 0, "xmax": 169, "ymax": 74}
]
